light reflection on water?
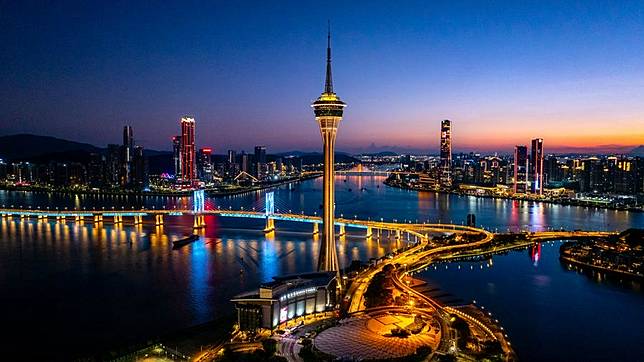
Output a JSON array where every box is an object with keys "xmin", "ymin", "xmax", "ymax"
[{"xmin": 0, "ymin": 176, "xmax": 642, "ymax": 359}]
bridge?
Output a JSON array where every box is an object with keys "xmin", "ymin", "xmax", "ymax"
[
  {"xmin": 0, "ymin": 205, "xmax": 484, "ymax": 242},
  {"xmin": 0, "ymin": 207, "xmax": 614, "ymax": 244},
  {"xmin": 335, "ymin": 163, "xmax": 406, "ymax": 176}
]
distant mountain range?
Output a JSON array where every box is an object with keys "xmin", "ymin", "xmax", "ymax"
[{"xmin": 0, "ymin": 134, "xmax": 102, "ymax": 161}]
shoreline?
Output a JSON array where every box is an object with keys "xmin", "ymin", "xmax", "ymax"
[
  {"xmin": 560, "ymin": 255, "xmax": 643, "ymax": 280},
  {"xmin": 383, "ymin": 179, "xmax": 643, "ymax": 213}
]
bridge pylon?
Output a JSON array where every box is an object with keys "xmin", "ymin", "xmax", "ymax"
[
  {"xmin": 264, "ymin": 217, "xmax": 275, "ymax": 233},
  {"xmin": 313, "ymin": 222, "xmax": 320, "ymax": 235},
  {"xmin": 366, "ymin": 226, "xmax": 373, "ymax": 238},
  {"xmin": 193, "ymin": 214, "xmax": 206, "ymax": 229},
  {"xmin": 263, "ymin": 191, "xmax": 275, "ymax": 233},
  {"xmin": 338, "ymin": 224, "xmax": 346, "ymax": 236},
  {"xmin": 155, "ymin": 214, "xmax": 164, "ymax": 226}
]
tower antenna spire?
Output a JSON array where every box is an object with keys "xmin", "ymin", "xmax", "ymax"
[{"xmin": 324, "ymin": 20, "xmax": 333, "ymax": 94}]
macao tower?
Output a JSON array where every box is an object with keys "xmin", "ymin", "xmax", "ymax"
[{"xmin": 311, "ymin": 27, "xmax": 346, "ymax": 280}]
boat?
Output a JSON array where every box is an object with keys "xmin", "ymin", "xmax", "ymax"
[{"xmin": 172, "ymin": 234, "xmax": 199, "ymax": 249}]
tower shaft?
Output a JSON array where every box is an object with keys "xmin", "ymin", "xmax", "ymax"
[
  {"xmin": 317, "ymin": 117, "xmax": 340, "ymax": 273},
  {"xmin": 311, "ymin": 26, "xmax": 346, "ymax": 284}
]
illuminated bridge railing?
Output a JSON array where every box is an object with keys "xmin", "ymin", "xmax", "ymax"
[
  {"xmin": 0, "ymin": 211, "xmax": 96, "ymax": 217},
  {"xmin": 0, "ymin": 208, "xmax": 489, "ymax": 238}
]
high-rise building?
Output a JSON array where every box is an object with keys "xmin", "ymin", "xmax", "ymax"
[
  {"xmin": 227, "ymin": 150, "xmax": 237, "ymax": 164},
  {"xmin": 172, "ymin": 136, "xmax": 182, "ymax": 179},
  {"xmin": 180, "ymin": 116, "xmax": 196, "ymax": 184},
  {"xmin": 530, "ymin": 138, "xmax": 544, "ymax": 194},
  {"xmin": 226, "ymin": 150, "xmax": 238, "ymax": 179},
  {"xmin": 241, "ymin": 151, "xmax": 250, "ymax": 174},
  {"xmin": 514, "ymin": 145, "xmax": 528, "ymax": 193},
  {"xmin": 131, "ymin": 145, "xmax": 148, "ymax": 189},
  {"xmin": 121, "ymin": 125, "xmax": 134, "ymax": 186},
  {"xmin": 123, "ymin": 125, "xmax": 134, "ymax": 149},
  {"xmin": 254, "ymin": 146, "xmax": 266, "ymax": 178},
  {"xmin": 311, "ymin": 27, "xmax": 346, "ymax": 279},
  {"xmin": 197, "ymin": 147, "xmax": 213, "ymax": 182},
  {"xmin": 440, "ymin": 119, "xmax": 452, "ymax": 187},
  {"xmin": 106, "ymin": 144, "xmax": 122, "ymax": 187},
  {"xmin": 88, "ymin": 153, "xmax": 106, "ymax": 188}
]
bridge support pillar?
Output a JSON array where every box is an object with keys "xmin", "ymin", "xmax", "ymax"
[
  {"xmin": 339, "ymin": 224, "xmax": 346, "ymax": 236},
  {"xmin": 395, "ymin": 229, "xmax": 401, "ymax": 239},
  {"xmin": 133, "ymin": 215, "xmax": 142, "ymax": 224},
  {"xmin": 264, "ymin": 217, "xmax": 275, "ymax": 233},
  {"xmin": 74, "ymin": 215, "xmax": 80, "ymax": 222},
  {"xmin": 313, "ymin": 222, "xmax": 319, "ymax": 235},
  {"xmin": 155, "ymin": 214, "xmax": 164, "ymax": 226},
  {"xmin": 366, "ymin": 226, "xmax": 373, "ymax": 238},
  {"xmin": 193, "ymin": 214, "xmax": 206, "ymax": 229}
]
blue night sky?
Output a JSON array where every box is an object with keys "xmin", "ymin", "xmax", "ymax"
[{"xmin": 1, "ymin": 1, "xmax": 643, "ymax": 154}]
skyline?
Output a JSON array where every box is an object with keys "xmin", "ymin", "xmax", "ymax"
[{"xmin": 1, "ymin": 1, "xmax": 644, "ymax": 153}]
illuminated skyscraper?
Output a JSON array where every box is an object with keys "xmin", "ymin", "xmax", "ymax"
[
  {"xmin": 172, "ymin": 136, "xmax": 182, "ymax": 179},
  {"xmin": 121, "ymin": 125, "xmax": 134, "ymax": 186},
  {"xmin": 311, "ymin": 27, "xmax": 346, "ymax": 277},
  {"xmin": 439, "ymin": 120, "xmax": 452, "ymax": 187},
  {"xmin": 180, "ymin": 116, "xmax": 196, "ymax": 184},
  {"xmin": 227, "ymin": 150, "xmax": 237, "ymax": 164},
  {"xmin": 530, "ymin": 138, "xmax": 544, "ymax": 194},
  {"xmin": 514, "ymin": 145, "xmax": 528, "ymax": 193},
  {"xmin": 197, "ymin": 147, "xmax": 213, "ymax": 182}
]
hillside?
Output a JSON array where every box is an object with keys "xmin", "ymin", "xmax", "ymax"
[
  {"xmin": 630, "ymin": 145, "xmax": 644, "ymax": 157},
  {"xmin": 0, "ymin": 134, "xmax": 101, "ymax": 161}
]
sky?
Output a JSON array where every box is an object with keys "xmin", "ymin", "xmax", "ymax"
[{"xmin": 1, "ymin": 1, "xmax": 643, "ymax": 154}]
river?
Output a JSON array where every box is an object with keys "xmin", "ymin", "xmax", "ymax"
[{"xmin": 0, "ymin": 175, "xmax": 642, "ymax": 360}]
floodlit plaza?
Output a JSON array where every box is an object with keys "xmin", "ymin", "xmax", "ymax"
[{"xmin": 314, "ymin": 311, "xmax": 441, "ymax": 360}]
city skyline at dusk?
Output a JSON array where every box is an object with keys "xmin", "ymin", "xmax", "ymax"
[
  {"xmin": 1, "ymin": 1, "xmax": 643, "ymax": 154},
  {"xmin": 1, "ymin": 3, "xmax": 643, "ymax": 361}
]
